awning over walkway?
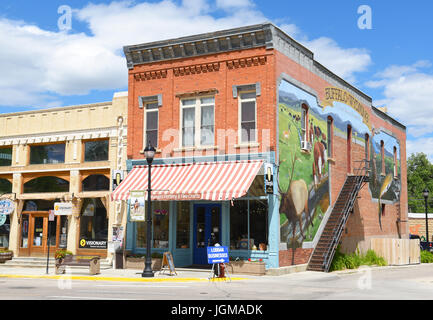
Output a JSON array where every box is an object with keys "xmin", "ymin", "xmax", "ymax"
[{"xmin": 111, "ymin": 160, "xmax": 263, "ymax": 201}]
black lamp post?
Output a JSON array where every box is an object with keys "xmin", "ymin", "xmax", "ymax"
[
  {"xmin": 423, "ymin": 188, "xmax": 430, "ymax": 244},
  {"xmin": 142, "ymin": 141, "xmax": 156, "ymax": 278}
]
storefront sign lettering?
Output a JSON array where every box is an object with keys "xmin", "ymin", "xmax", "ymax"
[
  {"xmin": 79, "ymin": 238, "xmax": 107, "ymax": 249},
  {"xmin": 207, "ymin": 246, "xmax": 229, "ymax": 264},
  {"xmin": 322, "ymin": 87, "xmax": 371, "ymax": 130},
  {"xmin": 54, "ymin": 202, "xmax": 72, "ymax": 215},
  {"xmin": 0, "ymin": 199, "xmax": 14, "ymax": 215},
  {"xmin": 154, "ymin": 193, "xmax": 202, "ymax": 201}
]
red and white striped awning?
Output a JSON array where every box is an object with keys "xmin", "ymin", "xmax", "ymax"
[{"xmin": 111, "ymin": 160, "xmax": 263, "ymax": 201}]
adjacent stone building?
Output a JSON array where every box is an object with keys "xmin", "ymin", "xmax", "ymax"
[{"xmin": 0, "ymin": 92, "xmax": 128, "ymax": 260}]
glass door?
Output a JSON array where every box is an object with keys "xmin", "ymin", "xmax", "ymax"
[
  {"xmin": 19, "ymin": 212, "xmax": 61, "ymax": 257},
  {"xmin": 193, "ymin": 204, "xmax": 221, "ymax": 265}
]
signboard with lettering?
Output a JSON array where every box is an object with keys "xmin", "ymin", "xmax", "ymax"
[
  {"xmin": 54, "ymin": 202, "xmax": 72, "ymax": 215},
  {"xmin": 0, "ymin": 199, "xmax": 15, "ymax": 215},
  {"xmin": 207, "ymin": 246, "xmax": 229, "ymax": 264},
  {"xmin": 79, "ymin": 238, "xmax": 107, "ymax": 249}
]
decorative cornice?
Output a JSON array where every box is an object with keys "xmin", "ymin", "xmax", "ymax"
[
  {"xmin": 133, "ymin": 69, "xmax": 168, "ymax": 81},
  {"xmin": 226, "ymin": 56, "xmax": 266, "ymax": 69},
  {"xmin": 173, "ymin": 63, "xmax": 220, "ymax": 77}
]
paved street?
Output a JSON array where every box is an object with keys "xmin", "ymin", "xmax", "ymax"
[{"xmin": 1, "ymin": 264, "xmax": 433, "ymax": 301}]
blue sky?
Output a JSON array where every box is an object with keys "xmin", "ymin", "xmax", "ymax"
[{"xmin": 0, "ymin": 0, "xmax": 432, "ymax": 159}]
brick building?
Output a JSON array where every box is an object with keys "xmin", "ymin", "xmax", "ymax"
[{"xmin": 114, "ymin": 23, "xmax": 407, "ymax": 271}]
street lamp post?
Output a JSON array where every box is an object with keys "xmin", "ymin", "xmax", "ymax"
[
  {"xmin": 424, "ymin": 189, "xmax": 430, "ymax": 244},
  {"xmin": 142, "ymin": 142, "xmax": 156, "ymax": 278}
]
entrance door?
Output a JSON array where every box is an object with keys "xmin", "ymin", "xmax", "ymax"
[
  {"xmin": 193, "ymin": 204, "xmax": 221, "ymax": 265},
  {"xmin": 19, "ymin": 212, "xmax": 61, "ymax": 257}
]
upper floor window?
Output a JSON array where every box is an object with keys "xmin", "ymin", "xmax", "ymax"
[
  {"xmin": 327, "ymin": 117, "xmax": 333, "ymax": 158},
  {"xmin": 181, "ymin": 96, "xmax": 215, "ymax": 147},
  {"xmin": 0, "ymin": 147, "xmax": 12, "ymax": 166},
  {"xmin": 239, "ymin": 92, "xmax": 256, "ymax": 143},
  {"xmin": 144, "ymin": 102, "xmax": 159, "ymax": 149},
  {"xmin": 84, "ymin": 139, "xmax": 109, "ymax": 162},
  {"xmin": 30, "ymin": 144, "xmax": 65, "ymax": 165}
]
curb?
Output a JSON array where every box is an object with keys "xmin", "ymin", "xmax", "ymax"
[{"xmin": 0, "ymin": 273, "xmax": 249, "ymax": 283}]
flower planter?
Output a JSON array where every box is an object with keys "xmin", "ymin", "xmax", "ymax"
[
  {"xmin": 227, "ymin": 260, "xmax": 266, "ymax": 276},
  {"xmin": 0, "ymin": 251, "xmax": 13, "ymax": 263},
  {"xmin": 126, "ymin": 257, "xmax": 162, "ymax": 271}
]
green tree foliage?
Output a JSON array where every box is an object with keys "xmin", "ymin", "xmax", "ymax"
[{"xmin": 407, "ymin": 153, "xmax": 433, "ymax": 212}]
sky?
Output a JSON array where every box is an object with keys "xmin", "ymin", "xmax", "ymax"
[{"xmin": 0, "ymin": 0, "xmax": 432, "ymax": 160}]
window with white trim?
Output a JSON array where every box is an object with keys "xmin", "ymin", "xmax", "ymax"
[
  {"xmin": 181, "ymin": 96, "xmax": 215, "ymax": 147},
  {"xmin": 143, "ymin": 102, "xmax": 159, "ymax": 148},
  {"xmin": 239, "ymin": 91, "xmax": 257, "ymax": 143}
]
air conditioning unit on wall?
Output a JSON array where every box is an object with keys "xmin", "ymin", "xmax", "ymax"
[{"xmin": 301, "ymin": 140, "xmax": 312, "ymax": 152}]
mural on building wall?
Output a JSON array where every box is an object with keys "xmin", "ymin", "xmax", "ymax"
[
  {"xmin": 369, "ymin": 130, "xmax": 401, "ymax": 229},
  {"xmin": 278, "ymin": 81, "xmax": 384, "ymax": 247}
]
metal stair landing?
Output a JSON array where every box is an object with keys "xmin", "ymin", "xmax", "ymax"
[{"xmin": 307, "ymin": 160, "xmax": 368, "ymax": 272}]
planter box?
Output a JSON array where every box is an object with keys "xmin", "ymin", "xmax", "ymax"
[
  {"xmin": 227, "ymin": 261, "xmax": 266, "ymax": 276},
  {"xmin": 126, "ymin": 257, "xmax": 162, "ymax": 271},
  {"xmin": 0, "ymin": 251, "xmax": 13, "ymax": 263}
]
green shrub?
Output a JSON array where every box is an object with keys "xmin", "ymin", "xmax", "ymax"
[
  {"xmin": 421, "ymin": 250, "xmax": 433, "ymax": 263},
  {"xmin": 329, "ymin": 247, "xmax": 387, "ymax": 271}
]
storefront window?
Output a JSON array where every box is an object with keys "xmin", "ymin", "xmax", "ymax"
[
  {"xmin": 79, "ymin": 198, "xmax": 108, "ymax": 249},
  {"xmin": 153, "ymin": 201, "xmax": 169, "ymax": 249},
  {"xmin": 82, "ymin": 174, "xmax": 110, "ymax": 191},
  {"xmin": 230, "ymin": 200, "xmax": 268, "ymax": 251},
  {"xmin": 135, "ymin": 201, "xmax": 170, "ymax": 249},
  {"xmin": 21, "ymin": 215, "xmax": 29, "ymax": 248},
  {"xmin": 23, "ymin": 176, "xmax": 69, "ymax": 193},
  {"xmin": 176, "ymin": 202, "xmax": 190, "ymax": 249},
  {"xmin": 84, "ymin": 140, "xmax": 109, "ymax": 162},
  {"xmin": 0, "ymin": 215, "xmax": 10, "ymax": 248},
  {"xmin": 0, "ymin": 147, "xmax": 12, "ymax": 166},
  {"xmin": 0, "ymin": 179, "xmax": 12, "ymax": 194},
  {"xmin": 30, "ymin": 143, "xmax": 65, "ymax": 164}
]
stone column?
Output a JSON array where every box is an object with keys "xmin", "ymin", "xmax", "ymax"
[
  {"xmin": 8, "ymin": 173, "xmax": 23, "ymax": 255},
  {"xmin": 68, "ymin": 170, "xmax": 81, "ymax": 254}
]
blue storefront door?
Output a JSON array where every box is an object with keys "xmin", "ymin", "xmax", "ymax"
[{"xmin": 193, "ymin": 204, "xmax": 222, "ymax": 265}]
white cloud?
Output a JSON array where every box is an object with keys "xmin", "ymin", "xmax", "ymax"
[
  {"xmin": 301, "ymin": 37, "xmax": 372, "ymax": 83},
  {"xmin": 0, "ymin": 0, "xmax": 372, "ymax": 109}
]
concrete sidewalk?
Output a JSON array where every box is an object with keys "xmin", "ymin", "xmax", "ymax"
[{"xmin": 0, "ymin": 265, "xmax": 254, "ymax": 283}]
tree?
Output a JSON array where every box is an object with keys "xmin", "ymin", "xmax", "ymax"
[{"xmin": 407, "ymin": 153, "xmax": 433, "ymax": 212}]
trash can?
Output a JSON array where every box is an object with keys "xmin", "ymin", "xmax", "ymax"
[{"xmin": 115, "ymin": 248, "xmax": 124, "ymax": 269}]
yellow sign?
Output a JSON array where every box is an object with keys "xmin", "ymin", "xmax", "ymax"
[
  {"xmin": 80, "ymin": 239, "xmax": 86, "ymax": 247},
  {"xmin": 322, "ymin": 87, "xmax": 371, "ymax": 130}
]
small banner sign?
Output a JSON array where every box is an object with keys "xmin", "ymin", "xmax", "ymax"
[
  {"xmin": 54, "ymin": 202, "xmax": 73, "ymax": 215},
  {"xmin": 207, "ymin": 246, "xmax": 229, "ymax": 264}
]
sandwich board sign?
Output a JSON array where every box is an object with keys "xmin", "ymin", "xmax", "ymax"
[{"xmin": 207, "ymin": 246, "xmax": 229, "ymax": 264}]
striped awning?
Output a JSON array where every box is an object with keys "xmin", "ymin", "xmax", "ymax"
[{"xmin": 111, "ymin": 160, "xmax": 263, "ymax": 201}]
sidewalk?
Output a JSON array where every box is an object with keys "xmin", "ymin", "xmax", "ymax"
[{"xmin": 0, "ymin": 265, "xmax": 254, "ymax": 283}]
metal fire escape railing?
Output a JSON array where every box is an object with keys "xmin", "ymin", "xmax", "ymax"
[{"xmin": 322, "ymin": 159, "xmax": 369, "ymax": 272}]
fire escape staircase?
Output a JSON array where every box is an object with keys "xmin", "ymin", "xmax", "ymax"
[{"xmin": 307, "ymin": 160, "xmax": 369, "ymax": 272}]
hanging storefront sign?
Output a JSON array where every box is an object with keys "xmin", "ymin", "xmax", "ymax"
[
  {"xmin": 264, "ymin": 163, "xmax": 274, "ymax": 194},
  {"xmin": 54, "ymin": 202, "xmax": 72, "ymax": 215},
  {"xmin": 112, "ymin": 170, "xmax": 124, "ymax": 191},
  {"xmin": 0, "ymin": 199, "xmax": 15, "ymax": 215},
  {"xmin": 129, "ymin": 190, "xmax": 145, "ymax": 221}
]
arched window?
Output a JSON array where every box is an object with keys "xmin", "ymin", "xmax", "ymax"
[
  {"xmin": 82, "ymin": 175, "xmax": 110, "ymax": 192},
  {"xmin": 23, "ymin": 176, "xmax": 69, "ymax": 193},
  {"xmin": 0, "ymin": 179, "xmax": 12, "ymax": 194}
]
